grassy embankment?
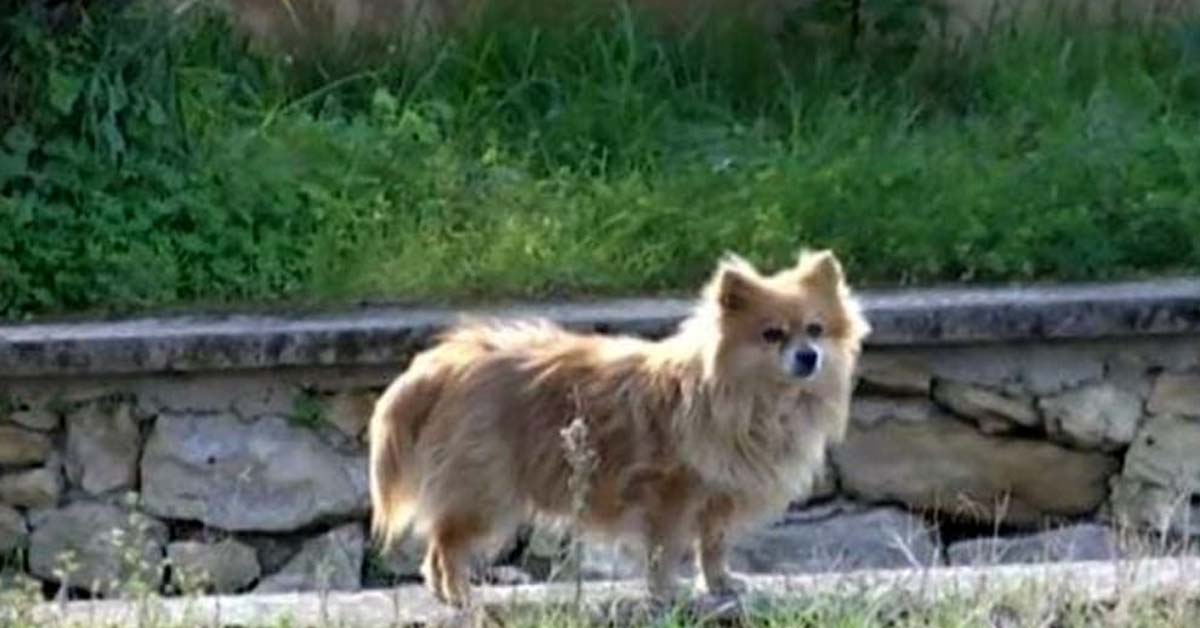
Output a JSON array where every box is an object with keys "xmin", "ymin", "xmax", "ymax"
[{"xmin": 2, "ymin": 2, "xmax": 1199, "ymax": 320}]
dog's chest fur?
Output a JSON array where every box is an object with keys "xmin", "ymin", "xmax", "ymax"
[{"xmin": 670, "ymin": 381, "xmax": 835, "ymax": 512}]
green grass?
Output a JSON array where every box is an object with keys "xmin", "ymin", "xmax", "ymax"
[
  {"xmin": 3, "ymin": 567, "xmax": 1198, "ymax": 628},
  {"xmin": 3, "ymin": 1, "xmax": 1200, "ymax": 320},
  {"xmin": 498, "ymin": 592, "xmax": 1200, "ymax": 628},
  {"xmin": 4, "ymin": 584, "xmax": 1197, "ymax": 628},
  {"xmin": 487, "ymin": 592, "xmax": 1191, "ymax": 628}
]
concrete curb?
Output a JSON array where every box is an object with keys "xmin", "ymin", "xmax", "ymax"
[
  {"xmin": 2, "ymin": 279, "xmax": 1198, "ymax": 377},
  {"xmin": 21, "ymin": 558, "xmax": 1200, "ymax": 627}
]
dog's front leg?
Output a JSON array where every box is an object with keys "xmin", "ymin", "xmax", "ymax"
[{"xmin": 695, "ymin": 498, "xmax": 746, "ymax": 596}]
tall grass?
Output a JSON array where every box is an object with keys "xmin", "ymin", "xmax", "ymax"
[{"xmin": 2, "ymin": 1, "xmax": 1199, "ymax": 320}]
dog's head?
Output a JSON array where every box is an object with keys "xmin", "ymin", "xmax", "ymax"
[{"xmin": 698, "ymin": 250, "xmax": 870, "ymax": 388}]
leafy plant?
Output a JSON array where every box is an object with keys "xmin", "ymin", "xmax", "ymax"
[{"xmin": 1, "ymin": 1, "xmax": 1198, "ymax": 321}]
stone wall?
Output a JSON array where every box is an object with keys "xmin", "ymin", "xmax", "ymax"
[{"xmin": 0, "ymin": 280, "xmax": 1198, "ymax": 598}]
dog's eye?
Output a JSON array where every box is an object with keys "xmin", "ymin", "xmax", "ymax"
[
  {"xmin": 806, "ymin": 323, "xmax": 824, "ymax": 338},
  {"xmin": 761, "ymin": 327, "xmax": 787, "ymax": 343}
]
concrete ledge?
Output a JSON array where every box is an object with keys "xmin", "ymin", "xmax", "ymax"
[
  {"xmin": 1, "ymin": 279, "xmax": 1198, "ymax": 377},
  {"xmin": 22, "ymin": 558, "xmax": 1200, "ymax": 627}
]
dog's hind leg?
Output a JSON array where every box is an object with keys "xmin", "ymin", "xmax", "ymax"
[
  {"xmin": 420, "ymin": 542, "xmax": 445, "ymax": 603},
  {"xmin": 423, "ymin": 513, "xmax": 491, "ymax": 608}
]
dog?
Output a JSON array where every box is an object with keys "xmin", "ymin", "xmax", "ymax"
[{"xmin": 368, "ymin": 250, "xmax": 870, "ymax": 607}]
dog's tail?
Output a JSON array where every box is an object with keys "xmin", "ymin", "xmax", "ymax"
[{"xmin": 368, "ymin": 363, "xmax": 443, "ymax": 552}]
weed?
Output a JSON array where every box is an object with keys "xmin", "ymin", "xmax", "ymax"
[
  {"xmin": 288, "ymin": 389, "xmax": 326, "ymax": 429},
  {"xmin": 41, "ymin": 395, "xmax": 71, "ymax": 421},
  {"xmin": 559, "ymin": 392, "xmax": 598, "ymax": 614},
  {"xmin": 108, "ymin": 493, "xmax": 168, "ymax": 601},
  {"xmin": 0, "ymin": 395, "xmax": 14, "ymax": 423}
]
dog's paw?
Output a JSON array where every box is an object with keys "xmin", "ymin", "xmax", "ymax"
[{"xmin": 697, "ymin": 571, "xmax": 748, "ymax": 597}]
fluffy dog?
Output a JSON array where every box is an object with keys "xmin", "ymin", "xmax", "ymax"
[{"xmin": 368, "ymin": 250, "xmax": 870, "ymax": 606}]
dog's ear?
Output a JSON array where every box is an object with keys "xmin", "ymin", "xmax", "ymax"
[
  {"xmin": 705, "ymin": 255, "xmax": 761, "ymax": 313},
  {"xmin": 796, "ymin": 249, "xmax": 845, "ymax": 295}
]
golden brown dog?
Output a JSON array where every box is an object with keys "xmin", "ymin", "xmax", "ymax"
[{"xmin": 369, "ymin": 250, "xmax": 870, "ymax": 606}]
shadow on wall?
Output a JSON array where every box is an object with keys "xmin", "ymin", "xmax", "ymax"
[{"xmin": 219, "ymin": 0, "xmax": 1198, "ymax": 58}]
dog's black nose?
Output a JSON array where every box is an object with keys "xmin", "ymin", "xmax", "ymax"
[{"xmin": 792, "ymin": 349, "xmax": 819, "ymax": 377}]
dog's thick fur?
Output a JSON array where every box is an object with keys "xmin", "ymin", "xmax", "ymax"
[{"xmin": 368, "ymin": 250, "xmax": 870, "ymax": 606}]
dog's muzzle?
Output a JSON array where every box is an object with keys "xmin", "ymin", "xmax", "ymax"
[{"xmin": 786, "ymin": 343, "xmax": 822, "ymax": 379}]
